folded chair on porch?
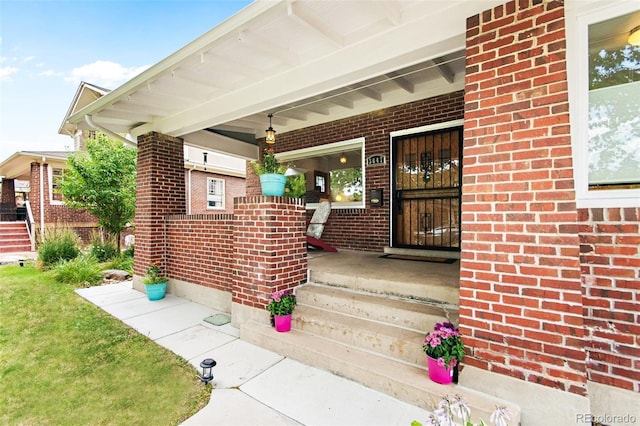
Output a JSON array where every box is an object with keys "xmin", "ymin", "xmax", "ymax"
[{"xmin": 306, "ymin": 200, "xmax": 338, "ymax": 252}]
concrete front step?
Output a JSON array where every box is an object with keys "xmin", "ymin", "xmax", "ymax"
[
  {"xmin": 241, "ymin": 321, "xmax": 520, "ymax": 424},
  {"xmin": 296, "ymin": 283, "xmax": 458, "ymax": 332},
  {"xmin": 294, "ymin": 304, "xmax": 426, "ymax": 366},
  {"xmin": 309, "ymin": 266, "xmax": 459, "ymax": 305}
]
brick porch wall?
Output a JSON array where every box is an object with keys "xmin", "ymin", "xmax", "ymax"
[
  {"xmin": 28, "ymin": 162, "xmax": 98, "ymax": 244},
  {"xmin": 165, "ymin": 213, "xmax": 235, "ymax": 293},
  {"xmin": 135, "ymin": 132, "xmax": 307, "ymax": 317},
  {"xmin": 248, "ymin": 91, "xmax": 466, "ymax": 252},
  {"xmin": 579, "ymin": 207, "xmax": 640, "ymax": 392},
  {"xmin": 462, "ymin": 0, "xmax": 587, "ymax": 395}
]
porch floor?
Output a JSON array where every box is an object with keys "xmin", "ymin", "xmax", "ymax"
[{"xmin": 307, "ymin": 249, "xmax": 460, "ymax": 306}]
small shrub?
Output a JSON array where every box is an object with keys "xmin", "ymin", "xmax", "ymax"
[
  {"xmin": 53, "ymin": 254, "xmax": 103, "ymax": 287},
  {"xmin": 38, "ymin": 227, "xmax": 81, "ymax": 268},
  {"xmin": 88, "ymin": 231, "xmax": 119, "ymax": 262},
  {"xmin": 108, "ymin": 254, "xmax": 134, "ymax": 275},
  {"xmin": 122, "ymin": 244, "xmax": 134, "ymax": 259}
]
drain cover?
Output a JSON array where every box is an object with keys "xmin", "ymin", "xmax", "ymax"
[{"xmin": 204, "ymin": 314, "xmax": 231, "ymax": 326}]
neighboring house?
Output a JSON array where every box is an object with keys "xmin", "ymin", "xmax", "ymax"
[
  {"xmin": 0, "ymin": 82, "xmax": 246, "ymax": 248},
  {"xmin": 63, "ymin": 1, "xmax": 639, "ymax": 424}
]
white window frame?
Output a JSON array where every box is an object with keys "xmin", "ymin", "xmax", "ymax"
[
  {"xmin": 206, "ymin": 177, "xmax": 225, "ymax": 210},
  {"xmin": 277, "ymin": 137, "xmax": 366, "ymax": 210},
  {"xmin": 49, "ymin": 167, "xmax": 64, "ymax": 205},
  {"xmin": 566, "ymin": 0, "xmax": 640, "ymax": 208}
]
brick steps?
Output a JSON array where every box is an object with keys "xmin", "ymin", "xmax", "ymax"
[{"xmin": 0, "ymin": 222, "xmax": 31, "ymax": 253}]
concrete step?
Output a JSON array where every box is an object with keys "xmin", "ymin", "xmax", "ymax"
[
  {"xmin": 309, "ymin": 265, "xmax": 459, "ymax": 305},
  {"xmin": 296, "ymin": 283, "xmax": 457, "ymax": 331},
  {"xmin": 294, "ymin": 304, "xmax": 426, "ymax": 366},
  {"xmin": 241, "ymin": 321, "xmax": 520, "ymax": 425}
]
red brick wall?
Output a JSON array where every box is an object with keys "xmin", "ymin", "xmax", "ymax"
[
  {"xmin": 28, "ymin": 162, "xmax": 98, "ymax": 243},
  {"xmin": 134, "ymin": 132, "xmax": 186, "ymax": 278},
  {"xmin": 248, "ymin": 91, "xmax": 465, "ymax": 252},
  {"xmin": 462, "ymin": 0, "xmax": 587, "ymax": 395},
  {"xmin": 187, "ymin": 170, "xmax": 245, "ymax": 214},
  {"xmin": 579, "ymin": 207, "xmax": 640, "ymax": 392},
  {"xmin": 232, "ymin": 196, "xmax": 307, "ymax": 309},
  {"xmin": 165, "ymin": 213, "xmax": 235, "ymax": 293}
]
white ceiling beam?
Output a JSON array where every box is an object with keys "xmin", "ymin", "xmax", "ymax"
[
  {"xmin": 326, "ymin": 95, "xmax": 354, "ymax": 109},
  {"xmin": 374, "ymin": 0, "xmax": 402, "ymax": 26},
  {"xmin": 349, "ymin": 85, "xmax": 382, "ymax": 102},
  {"xmin": 276, "ymin": 109, "xmax": 308, "ymax": 121},
  {"xmin": 432, "ymin": 57, "xmax": 455, "ymax": 84},
  {"xmin": 286, "ymin": 1, "xmax": 344, "ymax": 47},
  {"xmin": 95, "ymin": 109, "xmax": 154, "ymax": 122},
  {"xmin": 237, "ymin": 30, "xmax": 299, "ymax": 65},
  {"xmin": 386, "ymin": 72, "xmax": 414, "ymax": 93},
  {"xmin": 182, "ymin": 130, "xmax": 258, "ymax": 160}
]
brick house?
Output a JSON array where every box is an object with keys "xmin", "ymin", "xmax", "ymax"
[
  {"xmin": 64, "ymin": 1, "xmax": 639, "ymax": 424},
  {"xmin": 0, "ymin": 82, "xmax": 246, "ymax": 249}
]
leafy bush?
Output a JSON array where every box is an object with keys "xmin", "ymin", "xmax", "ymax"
[
  {"xmin": 122, "ymin": 244, "xmax": 134, "ymax": 259},
  {"xmin": 108, "ymin": 254, "xmax": 134, "ymax": 275},
  {"xmin": 37, "ymin": 227, "xmax": 81, "ymax": 268},
  {"xmin": 88, "ymin": 231, "xmax": 119, "ymax": 262},
  {"xmin": 53, "ymin": 255, "xmax": 103, "ymax": 287}
]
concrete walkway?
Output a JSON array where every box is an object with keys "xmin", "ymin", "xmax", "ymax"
[{"xmin": 75, "ymin": 281, "xmax": 432, "ymax": 425}]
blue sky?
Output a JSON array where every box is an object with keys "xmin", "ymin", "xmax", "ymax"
[{"xmin": 0, "ymin": 0, "xmax": 251, "ymax": 162}]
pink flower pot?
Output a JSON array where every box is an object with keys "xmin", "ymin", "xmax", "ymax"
[
  {"xmin": 274, "ymin": 314, "xmax": 292, "ymax": 332},
  {"xmin": 427, "ymin": 356, "xmax": 454, "ymax": 384}
]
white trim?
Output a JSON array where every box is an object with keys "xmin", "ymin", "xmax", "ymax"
[
  {"xmin": 388, "ymin": 119, "xmax": 464, "ymax": 247},
  {"xmin": 276, "ymin": 137, "xmax": 364, "ymax": 162},
  {"xmin": 389, "ymin": 119, "xmax": 464, "ymax": 138},
  {"xmin": 566, "ymin": 0, "xmax": 640, "ymax": 208}
]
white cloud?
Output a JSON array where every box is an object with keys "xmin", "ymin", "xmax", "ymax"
[
  {"xmin": 66, "ymin": 60, "xmax": 149, "ymax": 88},
  {"xmin": 40, "ymin": 69, "xmax": 63, "ymax": 77},
  {"xmin": 0, "ymin": 66, "xmax": 19, "ymax": 80}
]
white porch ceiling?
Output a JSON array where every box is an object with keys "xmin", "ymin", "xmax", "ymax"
[{"xmin": 68, "ymin": 0, "xmax": 501, "ymax": 160}]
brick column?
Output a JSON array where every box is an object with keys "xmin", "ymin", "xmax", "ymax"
[
  {"xmin": 462, "ymin": 0, "xmax": 586, "ymax": 396},
  {"xmin": 133, "ymin": 132, "xmax": 186, "ymax": 290},
  {"xmin": 231, "ymin": 196, "xmax": 307, "ymax": 326},
  {"xmin": 1, "ymin": 178, "xmax": 16, "ymax": 221}
]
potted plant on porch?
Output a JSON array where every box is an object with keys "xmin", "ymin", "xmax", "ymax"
[
  {"xmin": 266, "ymin": 289, "xmax": 296, "ymax": 332},
  {"xmin": 251, "ymin": 147, "xmax": 288, "ymax": 196},
  {"xmin": 143, "ymin": 261, "xmax": 168, "ymax": 301},
  {"xmin": 422, "ymin": 322, "xmax": 465, "ymax": 384}
]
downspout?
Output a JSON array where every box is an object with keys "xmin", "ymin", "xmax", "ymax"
[
  {"xmin": 40, "ymin": 159, "xmax": 45, "ymax": 239},
  {"xmin": 84, "ymin": 115, "xmax": 137, "ymax": 148},
  {"xmin": 187, "ymin": 167, "xmax": 193, "ymax": 214}
]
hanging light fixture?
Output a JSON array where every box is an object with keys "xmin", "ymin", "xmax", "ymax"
[
  {"xmin": 629, "ymin": 25, "xmax": 640, "ymax": 46},
  {"xmin": 265, "ymin": 114, "xmax": 276, "ymax": 145},
  {"xmin": 339, "ymin": 154, "xmax": 347, "ymax": 164}
]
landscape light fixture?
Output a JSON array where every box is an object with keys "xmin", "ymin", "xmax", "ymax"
[
  {"xmin": 199, "ymin": 358, "xmax": 216, "ymax": 384},
  {"xmin": 629, "ymin": 25, "xmax": 640, "ymax": 46},
  {"xmin": 265, "ymin": 114, "xmax": 276, "ymax": 145}
]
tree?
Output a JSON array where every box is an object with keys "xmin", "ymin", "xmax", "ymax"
[{"xmin": 60, "ymin": 134, "xmax": 137, "ymax": 249}]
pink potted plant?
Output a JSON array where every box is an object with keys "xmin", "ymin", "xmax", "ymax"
[
  {"xmin": 422, "ymin": 322, "xmax": 465, "ymax": 384},
  {"xmin": 266, "ymin": 290, "xmax": 296, "ymax": 332}
]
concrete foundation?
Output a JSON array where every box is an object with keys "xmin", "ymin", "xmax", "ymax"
[{"xmin": 459, "ymin": 365, "xmax": 590, "ymax": 426}]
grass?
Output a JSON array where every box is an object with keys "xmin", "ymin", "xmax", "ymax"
[{"xmin": 0, "ymin": 262, "xmax": 211, "ymax": 425}]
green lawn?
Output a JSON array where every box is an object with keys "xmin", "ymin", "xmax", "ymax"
[{"xmin": 0, "ymin": 263, "xmax": 211, "ymax": 425}]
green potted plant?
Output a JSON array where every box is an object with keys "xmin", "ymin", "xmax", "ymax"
[
  {"xmin": 422, "ymin": 322, "xmax": 465, "ymax": 384},
  {"xmin": 143, "ymin": 261, "xmax": 168, "ymax": 301},
  {"xmin": 266, "ymin": 289, "xmax": 296, "ymax": 332},
  {"xmin": 251, "ymin": 147, "xmax": 288, "ymax": 196}
]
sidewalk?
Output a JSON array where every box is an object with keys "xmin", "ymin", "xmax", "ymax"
[{"xmin": 76, "ymin": 282, "xmax": 432, "ymax": 425}]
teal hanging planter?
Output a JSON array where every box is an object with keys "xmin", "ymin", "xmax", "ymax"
[
  {"xmin": 144, "ymin": 282, "xmax": 167, "ymax": 301},
  {"xmin": 259, "ymin": 173, "xmax": 286, "ymax": 196}
]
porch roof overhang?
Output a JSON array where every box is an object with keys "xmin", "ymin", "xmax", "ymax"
[
  {"xmin": 67, "ymin": 0, "xmax": 502, "ymax": 160},
  {"xmin": 0, "ymin": 151, "xmax": 70, "ymax": 181}
]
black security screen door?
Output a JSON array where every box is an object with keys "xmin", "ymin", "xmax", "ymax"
[{"xmin": 392, "ymin": 127, "xmax": 462, "ymax": 251}]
